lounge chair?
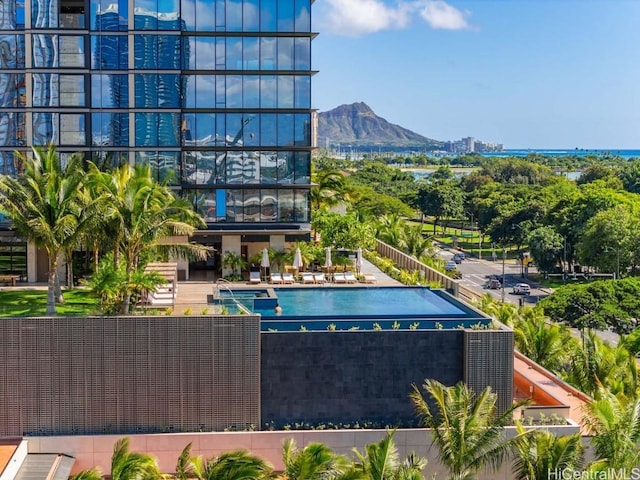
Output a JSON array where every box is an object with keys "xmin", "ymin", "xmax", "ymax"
[
  {"xmin": 301, "ymin": 272, "xmax": 315, "ymax": 284},
  {"xmin": 333, "ymin": 272, "xmax": 346, "ymax": 283},
  {"xmin": 249, "ymin": 271, "xmax": 262, "ymax": 284},
  {"xmin": 282, "ymin": 272, "xmax": 295, "ymax": 284},
  {"xmin": 363, "ymin": 274, "xmax": 377, "ymax": 284},
  {"xmin": 313, "ymin": 272, "xmax": 327, "ymax": 284},
  {"xmin": 344, "ymin": 271, "xmax": 357, "ymax": 284},
  {"xmin": 270, "ymin": 272, "xmax": 283, "ymax": 284}
]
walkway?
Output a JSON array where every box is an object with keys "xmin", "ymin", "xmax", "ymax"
[{"xmin": 174, "ymin": 259, "xmax": 401, "ymax": 313}]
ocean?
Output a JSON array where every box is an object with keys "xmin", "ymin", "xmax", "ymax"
[{"xmin": 486, "ymin": 149, "xmax": 640, "ymax": 159}]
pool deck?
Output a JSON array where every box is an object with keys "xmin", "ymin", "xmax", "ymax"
[{"xmin": 175, "ymin": 259, "xmax": 401, "ymax": 311}]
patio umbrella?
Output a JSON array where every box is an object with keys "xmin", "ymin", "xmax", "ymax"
[
  {"xmin": 260, "ymin": 248, "xmax": 270, "ymax": 279},
  {"xmin": 293, "ymin": 248, "xmax": 303, "ymax": 271},
  {"xmin": 355, "ymin": 247, "xmax": 363, "ymax": 275},
  {"xmin": 324, "ymin": 247, "xmax": 332, "ymax": 268}
]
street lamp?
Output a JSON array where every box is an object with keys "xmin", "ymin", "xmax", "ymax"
[
  {"xmin": 501, "ymin": 248, "xmax": 506, "ymax": 303},
  {"xmin": 604, "ymin": 246, "xmax": 620, "ymax": 280}
]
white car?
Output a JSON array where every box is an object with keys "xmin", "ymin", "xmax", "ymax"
[
  {"xmin": 512, "ymin": 283, "xmax": 531, "ymax": 295},
  {"xmin": 445, "ymin": 261, "xmax": 457, "ymax": 271}
]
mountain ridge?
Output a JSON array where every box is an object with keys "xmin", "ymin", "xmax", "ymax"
[{"xmin": 317, "ymin": 102, "xmax": 444, "ymax": 150}]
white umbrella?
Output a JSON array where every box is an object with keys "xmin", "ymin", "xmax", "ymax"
[
  {"xmin": 355, "ymin": 247, "xmax": 363, "ymax": 275},
  {"xmin": 260, "ymin": 247, "xmax": 270, "ymax": 280},
  {"xmin": 324, "ymin": 247, "xmax": 332, "ymax": 268},
  {"xmin": 261, "ymin": 248, "xmax": 270, "ymax": 268},
  {"xmin": 293, "ymin": 248, "xmax": 303, "ymax": 270}
]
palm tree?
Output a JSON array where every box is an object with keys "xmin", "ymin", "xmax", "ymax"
[
  {"xmin": 310, "ymin": 168, "xmax": 349, "ymax": 213},
  {"xmin": 222, "ymin": 250, "xmax": 248, "ymax": 279},
  {"xmin": 410, "ymin": 379, "xmax": 526, "ymax": 480},
  {"xmin": 189, "ymin": 448, "xmax": 273, "ymax": 480},
  {"xmin": 269, "ymin": 249, "xmax": 288, "ymax": 273},
  {"xmin": 0, "ymin": 145, "xmax": 89, "ymax": 314},
  {"xmin": 69, "ymin": 468, "xmax": 103, "ymax": 480},
  {"xmin": 563, "ymin": 330, "xmax": 638, "ymax": 398},
  {"xmin": 280, "ymin": 438, "xmax": 351, "ymax": 480},
  {"xmin": 376, "ymin": 214, "xmax": 406, "ymax": 250},
  {"xmin": 511, "ymin": 423, "xmax": 584, "ymax": 480},
  {"xmin": 513, "ymin": 310, "xmax": 573, "ymax": 373},
  {"xmin": 583, "ymin": 392, "xmax": 640, "ymax": 471},
  {"xmin": 353, "ymin": 431, "xmax": 427, "ymax": 480},
  {"xmin": 110, "ymin": 438, "xmax": 162, "ymax": 480},
  {"xmin": 87, "ymin": 162, "xmax": 209, "ymax": 313}
]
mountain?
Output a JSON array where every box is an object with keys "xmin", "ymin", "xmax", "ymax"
[{"xmin": 317, "ymin": 102, "xmax": 444, "ymax": 151}]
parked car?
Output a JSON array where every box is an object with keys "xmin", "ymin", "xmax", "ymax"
[
  {"xmin": 512, "ymin": 283, "xmax": 531, "ymax": 295},
  {"xmin": 445, "ymin": 261, "xmax": 457, "ymax": 271}
]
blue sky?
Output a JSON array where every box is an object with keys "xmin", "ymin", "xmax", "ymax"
[{"xmin": 312, "ymin": 0, "xmax": 640, "ymax": 149}]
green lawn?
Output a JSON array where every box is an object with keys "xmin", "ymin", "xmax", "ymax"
[{"xmin": 0, "ymin": 289, "xmax": 100, "ymax": 317}]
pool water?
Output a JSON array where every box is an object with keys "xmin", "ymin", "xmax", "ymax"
[{"xmin": 255, "ymin": 287, "xmax": 466, "ymax": 318}]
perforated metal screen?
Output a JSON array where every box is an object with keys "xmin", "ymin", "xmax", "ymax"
[{"xmin": 0, "ymin": 315, "xmax": 260, "ymax": 436}]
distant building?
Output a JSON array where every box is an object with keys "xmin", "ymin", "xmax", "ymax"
[{"xmin": 444, "ymin": 136, "xmax": 504, "ymax": 154}]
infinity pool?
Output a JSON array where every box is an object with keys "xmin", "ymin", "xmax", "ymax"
[{"xmin": 219, "ymin": 286, "xmax": 490, "ymax": 331}]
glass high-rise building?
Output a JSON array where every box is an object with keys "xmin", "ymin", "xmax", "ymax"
[{"xmin": 0, "ymin": 0, "xmax": 315, "ymax": 280}]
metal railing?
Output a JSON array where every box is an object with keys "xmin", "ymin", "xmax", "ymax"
[{"xmin": 375, "ymin": 240, "xmax": 467, "ymax": 298}]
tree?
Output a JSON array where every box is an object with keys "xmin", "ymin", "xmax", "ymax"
[
  {"xmin": 310, "ymin": 168, "xmax": 350, "ymax": 213},
  {"xmin": 416, "ymin": 181, "xmax": 464, "ymax": 235},
  {"xmin": 110, "ymin": 437, "xmax": 162, "ymax": 480},
  {"xmin": 190, "ymin": 449, "xmax": 273, "ymax": 480},
  {"xmin": 87, "ymin": 163, "xmax": 208, "ymax": 314},
  {"xmin": 222, "ymin": 251, "xmax": 248, "ymax": 279},
  {"xmin": 0, "ymin": 145, "xmax": 90, "ymax": 315},
  {"xmin": 577, "ymin": 204, "xmax": 639, "ymax": 277},
  {"xmin": 583, "ymin": 392, "xmax": 640, "ymax": 472},
  {"xmin": 410, "ymin": 379, "xmax": 525, "ymax": 480},
  {"xmin": 511, "ymin": 422, "xmax": 584, "ymax": 480},
  {"xmin": 353, "ymin": 431, "xmax": 427, "ymax": 480},
  {"xmin": 281, "ymin": 438, "xmax": 351, "ymax": 480},
  {"xmin": 526, "ymin": 226, "xmax": 564, "ymax": 274},
  {"xmin": 513, "ymin": 309, "xmax": 574, "ymax": 373}
]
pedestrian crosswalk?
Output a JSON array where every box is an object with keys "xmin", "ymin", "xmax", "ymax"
[{"xmin": 460, "ymin": 273, "xmax": 493, "ymax": 288}]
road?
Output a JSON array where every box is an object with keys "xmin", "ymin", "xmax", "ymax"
[
  {"xmin": 438, "ymin": 246, "xmax": 622, "ymax": 345},
  {"xmin": 439, "ymin": 248, "xmax": 547, "ymax": 306}
]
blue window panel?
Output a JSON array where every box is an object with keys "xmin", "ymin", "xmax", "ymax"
[
  {"xmin": 92, "ymin": 35, "xmax": 128, "ymax": 69},
  {"xmin": 294, "ymin": 152, "xmax": 310, "ymax": 184},
  {"xmin": 0, "ymin": 152, "xmax": 18, "ymax": 176},
  {"xmin": 0, "ymin": 113, "xmax": 25, "ymax": 147},
  {"xmin": 294, "ymin": 38, "xmax": 310, "ymax": 70},
  {"xmin": 32, "ymin": 112, "xmax": 55, "ymax": 145},
  {"xmin": 0, "ymin": 36, "xmax": 25, "ymax": 69},
  {"xmin": 91, "ymin": 74, "xmax": 129, "ymax": 108},
  {"xmin": 277, "ymin": 114, "xmax": 294, "ymax": 147},
  {"xmin": 92, "ymin": 112, "xmax": 129, "ymax": 146},
  {"xmin": 277, "ymin": 38, "xmax": 293, "ymax": 70},
  {"xmin": 32, "ymin": 73, "xmax": 58, "ymax": 107},
  {"xmin": 158, "ymin": 151, "xmax": 180, "ymax": 185},
  {"xmin": 243, "ymin": 0, "xmax": 259, "ymax": 32},
  {"xmin": 294, "ymin": 76, "xmax": 311, "ymax": 108},
  {"xmin": 294, "ymin": 0, "xmax": 311, "ymax": 32},
  {"xmin": 277, "ymin": 0, "xmax": 294, "ymax": 32},
  {"xmin": 260, "ymin": 0, "xmax": 276, "ymax": 31},
  {"xmin": 216, "ymin": 189, "xmax": 226, "ymax": 218},
  {"xmin": 32, "ymin": 34, "xmax": 57, "ymax": 67},
  {"xmin": 32, "ymin": 0, "xmax": 58, "ymax": 28},
  {"xmin": 158, "ymin": 113, "xmax": 180, "ymax": 146}
]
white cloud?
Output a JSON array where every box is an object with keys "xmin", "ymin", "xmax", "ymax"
[
  {"xmin": 419, "ymin": 0, "xmax": 471, "ymax": 30},
  {"xmin": 318, "ymin": 0, "xmax": 411, "ymax": 36},
  {"xmin": 316, "ymin": 0, "xmax": 471, "ymax": 36}
]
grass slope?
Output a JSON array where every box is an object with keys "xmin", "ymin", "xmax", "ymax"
[{"xmin": 0, "ymin": 289, "xmax": 99, "ymax": 317}]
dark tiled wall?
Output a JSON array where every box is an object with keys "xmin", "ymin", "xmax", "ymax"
[{"xmin": 260, "ymin": 330, "xmax": 465, "ymax": 427}]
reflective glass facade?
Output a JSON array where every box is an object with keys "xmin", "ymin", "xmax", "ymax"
[{"xmin": 2, "ymin": 0, "xmax": 314, "ymax": 229}]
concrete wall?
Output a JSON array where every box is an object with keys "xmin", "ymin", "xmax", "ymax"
[
  {"xmin": 0, "ymin": 315, "xmax": 261, "ymax": 436},
  {"xmin": 261, "ymin": 330, "xmax": 465, "ymax": 427},
  {"xmin": 26, "ymin": 426, "xmax": 582, "ymax": 480}
]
